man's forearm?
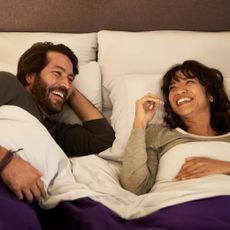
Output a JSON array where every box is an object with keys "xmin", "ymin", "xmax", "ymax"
[{"xmin": 68, "ymin": 87, "xmax": 103, "ymax": 122}]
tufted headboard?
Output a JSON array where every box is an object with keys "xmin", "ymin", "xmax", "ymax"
[{"xmin": 0, "ymin": 0, "xmax": 230, "ymax": 33}]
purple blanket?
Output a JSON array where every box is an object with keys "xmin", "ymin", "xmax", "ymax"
[
  {"xmin": 1, "ymin": 183, "xmax": 230, "ymax": 230},
  {"xmin": 37, "ymin": 196, "xmax": 230, "ymax": 230}
]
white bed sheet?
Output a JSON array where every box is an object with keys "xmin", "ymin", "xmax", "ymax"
[{"xmin": 42, "ymin": 141, "xmax": 230, "ymax": 219}]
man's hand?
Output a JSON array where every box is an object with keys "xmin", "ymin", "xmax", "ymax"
[
  {"xmin": 1, "ymin": 155, "xmax": 45, "ymax": 202},
  {"xmin": 174, "ymin": 157, "xmax": 230, "ymax": 181},
  {"xmin": 68, "ymin": 87, "xmax": 103, "ymax": 122}
]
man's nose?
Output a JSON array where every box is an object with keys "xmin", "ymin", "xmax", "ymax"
[{"xmin": 59, "ymin": 76, "xmax": 70, "ymax": 89}]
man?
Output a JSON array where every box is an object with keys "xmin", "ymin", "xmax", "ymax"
[{"xmin": 0, "ymin": 42, "xmax": 115, "ymax": 229}]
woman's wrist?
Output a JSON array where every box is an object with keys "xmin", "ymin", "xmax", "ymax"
[{"xmin": 133, "ymin": 119, "xmax": 147, "ymax": 129}]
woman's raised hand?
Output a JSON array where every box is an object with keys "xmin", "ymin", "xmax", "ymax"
[{"xmin": 133, "ymin": 93, "xmax": 164, "ymax": 129}]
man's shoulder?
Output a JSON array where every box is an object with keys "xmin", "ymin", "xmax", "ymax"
[
  {"xmin": 0, "ymin": 71, "xmax": 16, "ymax": 80},
  {"xmin": 0, "ymin": 71, "xmax": 21, "ymax": 87}
]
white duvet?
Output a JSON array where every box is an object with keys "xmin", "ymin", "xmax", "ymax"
[
  {"xmin": 43, "ymin": 141, "xmax": 230, "ymax": 219},
  {"xmin": 1, "ymin": 105, "xmax": 230, "ymax": 219}
]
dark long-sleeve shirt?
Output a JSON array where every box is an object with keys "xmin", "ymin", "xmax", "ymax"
[{"xmin": 0, "ymin": 71, "xmax": 115, "ymax": 156}]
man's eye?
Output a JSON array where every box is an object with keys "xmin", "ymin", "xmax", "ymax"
[
  {"xmin": 53, "ymin": 71, "xmax": 61, "ymax": 77},
  {"xmin": 68, "ymin": 76, "xmax": 75, "ymax": 82}
]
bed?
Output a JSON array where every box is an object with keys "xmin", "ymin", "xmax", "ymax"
[{"xmin": 1, "ymin": 1, "xmax": 230, "ymax": 229}]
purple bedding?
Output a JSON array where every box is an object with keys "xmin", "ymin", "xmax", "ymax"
[
  {"xmin": 1, "ymin": 182, "xmax": 230, "ymax": 229},
  {"xmin": 37, "ymin": 196, "xmax": 230, "ymax": 230}
]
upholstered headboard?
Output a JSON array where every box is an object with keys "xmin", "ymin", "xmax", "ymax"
[{"xmin": 1, "ymin": 0, "xmax": 230, "ymax": 33}]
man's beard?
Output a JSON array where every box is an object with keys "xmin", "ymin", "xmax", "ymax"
[{"xmin": 31, "ymin": 76, "xmax": 67, "ymax": 115}]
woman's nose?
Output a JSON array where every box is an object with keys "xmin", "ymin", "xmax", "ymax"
[{"xmin": 176, "ymin": 88, "xmax": 187, "ymax": 95}]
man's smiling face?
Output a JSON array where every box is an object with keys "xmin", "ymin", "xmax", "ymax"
[{"xmin": 29, "ymin": 51, "xmax": 75, "ymax": 115}]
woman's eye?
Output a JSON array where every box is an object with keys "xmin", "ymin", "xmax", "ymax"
[
  {"xmin": 169, "ymin": 85, "xmax": 175, "ymax": 91},
  {"xmin": 186, "ymin": 80, "xmax": 195, "ymax": 84}
]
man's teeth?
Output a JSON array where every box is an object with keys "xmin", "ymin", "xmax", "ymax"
[
  {"xmin": 177, "ymin": 97, "xmax": 191, "ymax": 105},
  {"xmin": 53, "ymin": 91, "xmax": 64, "ymax": 98}
]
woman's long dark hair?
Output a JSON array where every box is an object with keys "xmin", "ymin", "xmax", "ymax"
[{"xmin": 161, "ymin": 60, "xmax": 230, "ymax": 134}]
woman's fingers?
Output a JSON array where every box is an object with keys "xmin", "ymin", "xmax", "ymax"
[
  {"xmin": 138, "ymin": 94, "xmax": 164, "ymax": 110},
  {"xmin": 143, "ymin": 93, "xmax": 164, "ymax": 104}
]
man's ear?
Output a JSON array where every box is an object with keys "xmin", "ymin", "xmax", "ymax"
[
  {"xmin": 25, "ymin": 73, "xmax": 36, "ymax": 91},
  {"xmin": 25, "ymin": 73, "xmax": 36, "ymax": 85}
]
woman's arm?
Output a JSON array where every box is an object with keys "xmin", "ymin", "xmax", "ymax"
[
  {"xmin": 174, "ymin": 157, "xmax": 230, "ymax": 181},
  {"xmin": 120, "ymin": 128, "xmax": 158, "ymax": 195},
  {"xmin": 120, "ymin": 93, "xmax": 163, "ymax": 195}
]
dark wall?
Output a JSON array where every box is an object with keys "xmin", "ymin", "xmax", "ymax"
[{"xmin": 0, "ymin": 0, "xmax": 229, "ymax": 32}]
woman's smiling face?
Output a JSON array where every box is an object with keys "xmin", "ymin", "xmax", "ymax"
[{"xmin": 168, "ymin": 71, "xmax": 211, "ymax": 119}]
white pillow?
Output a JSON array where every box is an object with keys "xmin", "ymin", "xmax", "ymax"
[
  {"xmin": 0, "ymin": 32, "xmax": 97, "ymax": 74},
  {"xmin": 99, "ymin": 74, "xmax": 164, "ymax": 161},
  {"xmin": 98, "ymin": 30, "xmax": 230, "ymax": 109},
  {"xmin": 0, "ymin": 105, "xmax": 68, "ymax": 189},
  {"xmin": 52, "ymin": 61, "xmax": 102, "ymax": 124},
  {"xmin": 224, "ymin": 77, "xmax": 230, "ymax": 98},
  {"xmin": 99, "ymin": 75, "xmax": 230, "ymax": 162}
]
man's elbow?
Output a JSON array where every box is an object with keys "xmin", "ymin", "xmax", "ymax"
[{"xmin": 98, "ymin": 132, "xmax": 116, "ymax": 151}]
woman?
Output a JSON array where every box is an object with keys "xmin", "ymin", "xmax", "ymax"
[{"xmin": 120, "ymin": 60, "xmax": 230, "ymax": 195}]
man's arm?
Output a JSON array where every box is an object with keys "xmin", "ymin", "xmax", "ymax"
[
  {"xmin": 51, "ymin": 87, "xmax": 115, "ymax": 156},
  {"xmin": 0, "ymin": 146, "xmax": 45, "ymax": 202},
  {"xmin": 53, "ymin": 118, "xmax": 115, "ymax": 156},
  {"xmin": 68, "ymin": 87, "xmax": 103, "ymax": 122}
]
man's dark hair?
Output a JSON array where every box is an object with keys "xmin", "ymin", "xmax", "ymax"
[
  {"xmin": 17, "ymin": 42, "xmax": 78, "ymax": 86},
  {"xmin": 161, "ymin": 60, "xmax": 230, "ymax": 134}
]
